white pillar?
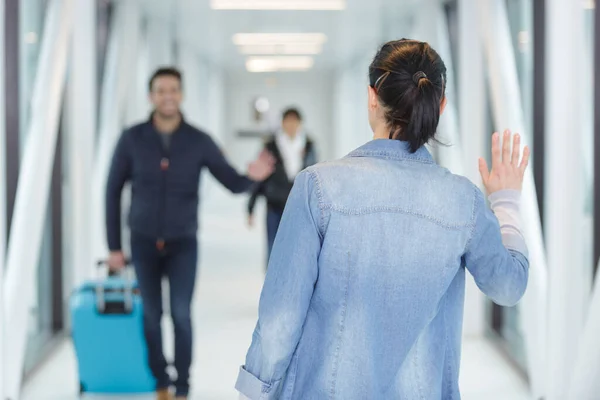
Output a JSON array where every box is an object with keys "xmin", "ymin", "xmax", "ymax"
[
  {"xmin": 91, "ymin": 0, "xmax": 141, "ymax": 263},
  {"xmin": 130, "ymin": 28, "xmax": 151, "ymax": 125},
  {"xmin": 208, "ymin": 67, "xmax": 225, "ymax": 143},
  {"xmin": 3, "ymin": 0, "xmax": 74, "ymax": 397},
  {"xmin": 545, "ymin": 0, "xmax": 586, "ymax": 397},
  {"xmin": 477, "ymin": 1, "xmax": 548, "ymax": 397},
  {"xmin": 457, "ymin": 0, "xmax": 487, "ymax": 337},
  {"xmin": 458, "ymin": 0, "xmax": 486, "ymax": 187},
  {"xmin": 68, "ymin": 0, "xmax": 96, "ymax": 289},
  {"xmin": 178, "ymin": 45, "xmax": 209, "ymax": 129},
  {"xmin": 332, "ymin": 65, "xmax": 367, "ymax": 159},
  {"xmin": 177, "ymin": 44, "xmax": 219, "ymax": 199},
  {"xmin": 568, "ymin": 269, "xmax": 600, "ymax": 398},
  {"xmin": 0, "ymin": 0, "xmax": 6, "ymax": 396},
  {"xmin": 146, "ymin": 16, "xmax": 174, "ymax": 70}
]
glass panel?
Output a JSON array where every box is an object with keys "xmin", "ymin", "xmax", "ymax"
[
  {"xmin": 20, "ymin": 0, "xmax": 62, "ymax": 374},
  {"xmin": 484, "ymin": 0, "xmax": 534, "ymax": 374},
  {"xmin": 19, "ymin": 0, "xmax": 49, "ymax": 145},
  {"xmin": 23, "ymin": 203, "xmax": 54, "ymax": 372},
  {"xmin": 506, "ymin": 0, "xmax": 534, "ymax": 141}
]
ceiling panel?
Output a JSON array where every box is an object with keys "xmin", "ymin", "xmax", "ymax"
[{"xmin": 141, "ymin": 0, "xmax": 417, "ymax": 72}]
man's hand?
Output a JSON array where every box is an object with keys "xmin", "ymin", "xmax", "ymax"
[
  {"xmin": 108, "ymin": 250, "xmax": 126, "ymax": 272},
  {"xmin": 479, "ymin": 130, "xmax": 530, "ymax": 195},
  {"xmin": 248, "ymin": 150, "xmax": 275, "ymax": 181},
  {"xmin": 247, "ymin": 215, "xmax": 255, "ymax": 228}
]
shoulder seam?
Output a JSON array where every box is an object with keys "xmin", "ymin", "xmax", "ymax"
[
  {"xmin": 463, "ymin": 184, "xmax": 481, "ymax": 253},
  {"xmin": 307, "ymin": 169, "xmax": 326, "ymax": 237}
]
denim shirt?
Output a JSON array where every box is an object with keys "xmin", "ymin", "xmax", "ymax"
[{"xmin": 236, "ymin": 139, "xmax": 529, "ymax": 400}]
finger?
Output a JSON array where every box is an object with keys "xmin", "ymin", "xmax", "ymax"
[
  {"xmin": 511, "ymin": 133, "xmax": 521, "ymax": 167},
  {"xmin": 478, "ymin": 157, "xmax": 490, "ymax": 183},
  {"xmin": 491, "ymin": 132, "xmax": 501, "ymax": 170},
  {"xmin": 502, "ymin": 129, "xmax": 511, "ymax": 165},
  {"xmin": 519, "ymin": 145, "xmax": 531, "ymax": 175}
]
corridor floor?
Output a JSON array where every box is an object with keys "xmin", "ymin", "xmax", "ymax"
[{"xmin": 22, "ymin": 182, "xmax": 531, "ymax": 400}]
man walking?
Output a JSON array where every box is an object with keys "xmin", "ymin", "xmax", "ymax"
[{"xmin": 105, "ymin": 67, "xmax": 274, "ymax": 400}]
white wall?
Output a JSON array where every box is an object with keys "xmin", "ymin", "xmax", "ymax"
[{"xmin": 224, "ymin": 71, "xmax": 335, "ymax": 167}]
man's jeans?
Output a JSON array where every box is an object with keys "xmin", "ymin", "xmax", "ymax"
[{"xmin": 131, "ymin": 233, "xmax": 197, "ymax": 397}]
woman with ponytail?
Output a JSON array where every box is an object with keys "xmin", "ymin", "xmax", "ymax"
[{"xmin": 236, "ymin": 39, "xmax": 530, "ymax": 400}]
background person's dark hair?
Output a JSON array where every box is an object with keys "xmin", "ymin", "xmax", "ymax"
[
  {"xmin": 148, "ymin": 67, "xmax": 183, "ymax": 92},
  {"xmin": 369, "ymin": 39, "xmax": 447, "ymax": 153},
  {"xmin": 282, "ymin": 108, "xmax": 302, "ymax": 121}
]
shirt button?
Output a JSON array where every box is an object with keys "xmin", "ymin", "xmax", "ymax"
[{"xmin": 160, "ymin": 158, "xmax": 169, "ymax": 171}]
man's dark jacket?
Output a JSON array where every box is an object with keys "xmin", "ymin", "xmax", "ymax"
[{"xmin": 106, "ymin": 116, "xmax": 253, "ymax": 251}]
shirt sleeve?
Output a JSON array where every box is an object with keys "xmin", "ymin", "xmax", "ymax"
[
  {"xmin": 203, "ymin": 135, "xmax": 254, "ymax": 194},
  {"xmin": 235, "ymin": 170, "xmax": 323, "ymax": 400},
  {"xmin": 463, "ymin": 187, "xmax": 529, "ymax": 307},
  {"xmin": 105, "ymin": 131, "xmax": 133, "ymax": 251}
]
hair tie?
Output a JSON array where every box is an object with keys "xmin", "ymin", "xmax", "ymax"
[
  {"xmin": 413, "ymin": 71, "xmax": 427, "ymax": 85},
  {"xmin": 374, "ymin": 71, "xmax": 391, "ymax": 90}
]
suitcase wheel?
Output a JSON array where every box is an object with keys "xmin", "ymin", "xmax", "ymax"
[{"xmin": 79, "ymin": 381, "xmax": 85, "ymax": 394}]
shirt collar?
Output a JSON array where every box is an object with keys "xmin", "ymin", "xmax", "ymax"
[
  {"xmin": 347, "ymin": 139, "xmax": 434, "ymax": 164},
  {"xmin": 148, "ymin": 111, "xmax": 186, "ymax": 129},
  {"xmin": 277, "ymin": 129, "xmax": 306, "ymax": 145}
]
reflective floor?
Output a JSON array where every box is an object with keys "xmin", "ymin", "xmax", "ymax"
[{"xmin": 22, "ymin": 172, "xmax": 532, "ymax": 400}]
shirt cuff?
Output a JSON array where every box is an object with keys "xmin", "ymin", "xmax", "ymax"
[
  {"xmin": 235, "ymin": 366, "xmax": 281, "ymax": 400},
  {"xmin": 488, "ymin": 190, "xmax": 528, "ymax": 257}
]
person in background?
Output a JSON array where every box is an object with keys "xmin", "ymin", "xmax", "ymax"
[
  {"xmin": 247, "ymin": 108, "xmax": 318, "ymax": 269},
  {"xmin": 236, "ymin": 39, "xmax": 530, "ymax": 399},
  {"xmin": 106, "ymin": 67, "xmax": 274, "ymax": 400}
]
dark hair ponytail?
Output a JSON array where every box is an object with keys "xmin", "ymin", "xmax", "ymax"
[{"xmin": 369, "ymin": 39, "xmax": 447, "ymax": 153}]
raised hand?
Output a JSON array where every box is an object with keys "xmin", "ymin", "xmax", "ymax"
[
  {"xmin": 478, "ymin": 130, "xmax": 530, "ymax": 195},
  {"xmin": 248, "ymin": 149, "xmax": 275, "ymax": 181}
]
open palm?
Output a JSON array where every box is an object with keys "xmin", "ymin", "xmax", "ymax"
[{"xmin": 478, "ymin": 130, "xmax": 530, "ymax": 195}]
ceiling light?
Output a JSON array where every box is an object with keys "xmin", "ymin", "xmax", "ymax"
[
  {"xmin": 233, "ymin": 33, "xmax": 327, "ymax": 46},
  {"xmin": 254, "ymin": 97, "xmax": 270, "ymax": 113},
  {"xmin": 246, "ymin": 56, "xmax": 314, "ymax": 73},
  {"xmin": 211, "ymin": 0, "xmax": 345, "ymax": 10},
  {"xmin": 238, "ymin": 43, "xmax": 323, "ymax": 55}
]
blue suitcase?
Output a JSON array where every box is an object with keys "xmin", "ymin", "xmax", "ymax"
[{"xmin": 70, "ymin": 262, "xmax": 156, "ymax": 394}]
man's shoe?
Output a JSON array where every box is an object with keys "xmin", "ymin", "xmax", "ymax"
[{"xmin": 156, "ymin": 388, "xmax": 172, "ymax": 400}]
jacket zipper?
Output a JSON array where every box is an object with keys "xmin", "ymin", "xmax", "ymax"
[{"xmin": 157, "ymin": 135, "xmax": 170, "ymax": 251}]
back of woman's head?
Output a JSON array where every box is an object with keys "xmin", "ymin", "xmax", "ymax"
[{"xmin": 369, "ymin": 39, "xmax": 447, "ymax": 153}]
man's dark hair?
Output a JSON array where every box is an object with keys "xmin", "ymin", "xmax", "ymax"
[
  {"xmin": 148, "ymin": 67, "xmax": 183, "ymax": 92},
  {"xmin": 282, "ymin": 108, "xmax": 302, "ymax": 121}
]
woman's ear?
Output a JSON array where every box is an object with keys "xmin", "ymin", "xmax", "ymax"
[
  {"xmin": 440, "ymin": 96, "xmax": 448, "ymax": 116},
  {"xmin": 368, "ymin": 86, "xmax": 379, "ymax": 111}
]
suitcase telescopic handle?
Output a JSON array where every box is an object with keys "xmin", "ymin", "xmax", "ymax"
[{"xmin": 95, "ymin": 259, "xmax": 135, "ymax": 314}]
